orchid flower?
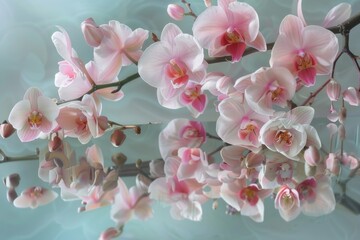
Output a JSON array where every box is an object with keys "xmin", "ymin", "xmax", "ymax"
[
  {"xmin": 270, "ymin": 15, "xmax": 338, "ymax": 86},
  {"xmin": 8, "ymin": 87, "xmax": 59, "ymax": 142},
  {"xmin": 193, "ymin": 0, "xmax": 266, "ymax": 62},
  {"xmin": 138, "ymin": 23, "xmax": 206, "ymax": 110},
  {"xmin": 13, "ymin": 186, "xmax": 58, "ymax": 209},
  {"xmin": 275, "ymin": 185, "xmax": 301, "ymax": 221}
]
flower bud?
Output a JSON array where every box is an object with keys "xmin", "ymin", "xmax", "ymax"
[
  {"xmin": 111, "ymin": 152, "xmax": 127, "ymax": 167},
  {"xmin": 7, "ymin": 188, "xmax": 18, "ymax": 203},
  {"xmin": 338, "ymin": 124, "xmax": 346, "ymax": 140},
  {"xmin": 81, "ymin": 18, "xmax": 103, "ymax": 47},
  {"xmin": 99, "ymin": 227, "xmax": 122, "ymax": 240},
  {"xmin": 3, "ymin": 173, "xmax": 20, "ymax": 188},
  {"xmin": 167, "ymin": 4, "xmax": 185, "ymax": 21},
  {"xmin": 339, "ymin": 107, "xmax": 347, "ymax": 124},
  {"xmin": 0, "ymin": 122, "xmax": 15, "ymax": 138},
  {"xmin": 343, "ymin": 87, "xmax": 360, "ymax": 106},
  {"xmin": 326, "ymin": 153, "xmax": 340, "ymax": 175},
  {"xmin": 204, "ymin": 0, "xmax": 212, "ymax": 7},
  {"xmin": 304, "ymin": 146, "xmax": 320, "ymax": 166},
  {"xmin": 326, "ymin": 79, "xmax": 341, "ymax": 101},
  {"xmin": 110, "ymin": 129, "xmax": 126, "ymax": 147},
  {"xmin": 48, "ymin": 135, "xmax": 63, "ymax": 152},
  {"xmin": 212, "ymin": 200, "xmax": 218, "ymax": 210}
]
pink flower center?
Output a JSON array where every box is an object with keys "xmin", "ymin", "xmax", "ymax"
[
  {"xmin": 75, "ymin": 114, "xmax": 88, "ymax": 132},
  {"xmin": 28, "ymin": 111, "xmax": 43, "ymax": 129},
  {"xmin": 239, "ymin": 185, "xmax": 259, "ymax": 206},
  {"xmin": 29, "ymin": 187, "xmax": 44, "ymax": 198},
  {"xmin": 166, "ymin": 59, "xmax": 189, "ymax": 88},
  {"xmin": 296, "ymin": 178, "xmax": 317, "ymax": 202},
  {"xmin": 221, "ymin": 29, "xmax": 243, "ymax": 45},
  {"xmin": 275, "ymin": 130, "xmax": 293, "ymax": 145},
  {"xmin": 294, "ymin": 52, "xmax": 316, "ymax": 72},
  {"xmin": 239, "ymin": 121, "xmax": 259, "ymax": 144}
]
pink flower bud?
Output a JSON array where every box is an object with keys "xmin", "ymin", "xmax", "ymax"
[
  {"xmin": 326, "ymin": 79, "xmax": 341, "ymax": 101},
  {"xmin": 343, "ymin": 87, "xmax": 360, "ymax": 106},
  {"xmin": 167, "ymin": 4, "xmax": 185, "ymax": 21},
  {"xmin": 110, "ymin": 129, "xmax": 126, "ymax": 147},
  {"xmin": 326, "ymin": 153, "xmax": 340, "ymax": 175},
  {"xmin": 7, "ymin": 188, "xmax": 18, "ymax": 203},
  {"xmin": 111, "ymin": 152, "xmax": 127, "ymax": 167},
  {"xmin": 339, "ymin": 107, "xmax": 346, "ymax": 124},
  {"xmin": 338, "ymin": 124, "xmax": 346, "ymax": 140},
  {"xmin": 3, "ymin": 173, "xmax": 20, "ymax": 188},
  {"xmin": 342, "ymin": 154, "xmax": 359, "ymax": 170},
  {"xmin": 204, "ymin": 0, "xmax": 212, "ymax": 7},
  {"xmin": 99, "ymin": 227, "xmax": 122, "ymax": 240},
  {"xmin": 0, "ymin": 122, "xmax": 15, "ymax": 138},
  {"xmin": 48, "ymin": 135, "xmax": 63, "ymax": 152},
  {"xmin": 81, "ymin": 18, "xmax": 103, "ymax": 47},
  {"xmin": 304, "ymin": 146, "xmax": 320, "ymax": 166}
]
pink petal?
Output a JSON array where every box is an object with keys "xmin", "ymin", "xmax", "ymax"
[
  {"xmin": 8, "ymin": 100, "xmax": 30, "ymax": 129},
  {"xmin": 17, "ymin": 124, "xmax": 40, "ymax": 142},
  {"xmin": 24, "ymin": 87, "xmax": 42, "ymax": 110},
  {"xmin": 226, "ymin": 42, "xmax": 246, "ymax": 62},
  {"xmin": 37, "ymin": 96, "xmax": 59, "ymax": 121},
  {"xmin": 160, "ymin": 23, "xmax": 183, "ymax": 45},
  {"xmin": 86, "ymin": 144, "xmax": 104, "ymax": 168},
  {"xmin": 298, "ymin": 67, "xmax": 316, "ymax": 86},
  {"xmin": 220, "ymin": 182, "xmax": 241, "ymax": 211},
  {"xmin": 323, "ymin": 3, "xmax": 351, "ymax": 28},
  {"xmin": 134, "ymin": 196, "xmax": 153, "ymax": 220},
  {"xmin": 191, "ymin": 94, "xmax": 207, "ymax": 113},
  {"xmin": 279, "ymin": 15, "xmax": 304, "ymax": 49},
  {"xmin": 99, "ymin": 227, "xmax": 121, "ymax": 240},
  {"xmin": 247, "ymin": 32, "xmax": 267, "ymax": 52},
  {"xmin": 296, "ymin": 0, "xmax": 307, "ymax": 26},
  {"xmin": 288, "ymin": 106, "xmax": 314, "ymax": 125}
]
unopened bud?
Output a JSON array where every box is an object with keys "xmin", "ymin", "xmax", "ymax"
[
  {"xmin": 326, "ymin": 79, "xmax": 341, "ymax": 101},
  {"xmin": 338, "ymin": 124, "xmax": 346, "ymax": 140},
  {"xmin": 0, "ymin": 122, "xmax": 15, "ymax": 138},
  {"xmin": 81, "ymin": 18, "xmax": 103, "ymax": 47},
  {"xmin": 111, "ymin": 152, "xmax": 127, "ymax": 167},
  {"xmin": 99, "ymin": 227, "xmax": 122, "ymax": 240},
  {"xmin": 134, "ymin": 126, "xmax": 141, "ymax": 135},
  {"xmin": 326, "ymin": 153, "xmax": 340, "ymax": 175},
  {"xmin": 152, "ymin": 33, "xmax": 160, "ymax": 42},
  {"xmin": 136, "ymin": 159, "xmax": 142, "ymax": 168},
  {"xmin": 304, "ymin": 146, "xmax": 320, "ymax": 166},
  {"xmin": 167, "ymin": 4, "xmax": 185, "ymax": 21},
  {"xmin": 110, "ymin": 129, "xmax": 126, "ymax": 147},
  {"xmin": 78, "ymin": 206, "xmax": 86, "ymax": 213},
  {"xmin": 339, "ymin": 107, "xmax": 347, "ymax": 124},
  {"xmin": 204, "ymin": 0, "xmax": 212, "ymax": 7},
  {"xmin": 3, "ymin": 173, "xmax": 20, "ymax": 188},
  {"xmin": 343, "ymin": 87, "xmax": 360, "ymax": 106},
  {"xmin": 7, "ymin": 188, "xmax": 18, "ymax": 203},
  {"xmin": 304, "ymin": 162, "xmax": 316, "ymax": 177},
  {"xmin": 212, "ymin": 200, "xmax": 218, "ymax": 210},
  {"xmin": 48, "ymin": 136, "xmax": 62, "ymax": 152}
]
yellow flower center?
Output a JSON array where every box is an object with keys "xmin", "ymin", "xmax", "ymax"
[
  {"xmin": 28, "ymin": 111, "xmax": 43, "ymax": 129},
  {"xmin": 275, "ymin": 130, "xmax": 293, "ymax": 145}
]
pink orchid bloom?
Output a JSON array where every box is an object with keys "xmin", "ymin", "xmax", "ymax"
[
  {"xmin": 270, "ymin": 15, "xmax": 338, "ymax": 86},
  {"xmin": 193, "ymin": 0, "xmax": 266, "ymax": 62},
  {"xmin": 52, "ymin": 27, "xmax": 93, "ymax": 100},
  {"xmin": 220, "ymin": 179, "xmax": 272, "ymax": 222},
  {"xmin": 159, "ymin": 118, "xmax": 206, "ymax": 159},
  {"xmin": 258, "ymin": 152, "xmax": 294, "ymax": 189},
  {"xmin": 138, "ymin": 23, "xmax": 206, "ymax": 109},
  {"xmin": 296, "ymin": 175, "xmax": 336, "ymax": 216},
  {"xmin": 111, "ymin": 178, "xmax": 152, "ymax": 226},
  {"xmin": 259, "ymin": 106, "xmax": 321, "ymax": 160},
  {"xmin": 94, "ymin": 20, "xmax": 149, "ymax": 79},
  {"xmin": 245, "ymin": 67, "xmax": 296, "ymax": 116},
  {"xmin": 13, "ymin": 186, "xmax": 58, "ymax": 209},
  {"xmin": 8, "ymin": 87, "xmax": 59, "ymax": 142},
  {"xmin": 216, "ymin": 96, "xmax": 269, "ymax": 152},
  {"xmin": 180, "ymin": 82, "xmax": 207, "ymax": 117},
  {"xmin": 297, "ymin": 0, "xmax": 351, "ymax": 28},
  {"xmin": 80, "ymin": 185, "xmax": 118, "ymax": 212},
  {"xmin": 201, "ymin": 72, "xmax": 236, "ymax": 103},
  {"xmin": 148, "ymin": 176, "xmax": 206, "ymax": 221},
  {"xmin": 275, "ymin": 185, "xmax": 301, "ymax": 221},
  {"xmin": 56, "ymin": 94, "xmax": 108, "ymax": 144}
]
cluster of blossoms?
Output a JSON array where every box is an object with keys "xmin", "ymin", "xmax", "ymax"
[{"xmin": 1, "ymin": 0, "xmax": 360, "ymax": 239}]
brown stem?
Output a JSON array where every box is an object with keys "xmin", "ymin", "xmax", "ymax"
[
  {"xmin": 181, "ymin": 0, "xmax": 197, "ymax": 19},
  {"xmin": 0, "ymin": 149, "xmax": 39, "ymax": 164}
]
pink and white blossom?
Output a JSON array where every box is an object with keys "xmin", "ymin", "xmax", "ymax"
[
  {"xmin": 216, "ymin": 96, "xmax": 269, "ymax": 152},
  {"xmin": 193, "ymin": 0, "xmax": 266, "ymax": 62},
  {"xmin": 159, "ymin": 118, "xmax": 206, "ymax": 159},
  {"xmin": 244, "ymin": 67, "xmax": 296, "ymax": 115},
  {"xmin": 8, "ymin": 87, "xmax": 59, "ymax": 142},
  {"xmin": 270, "ymin": 15, "xmax": 338, "ymax": 86},
  {"xmin": 275, "ymin": 185, "xmax": 301, "ymax": 221},
  {"xmin": 220, "ymin": 179, "xmax": 272, "ymax": 222},
  {"xmin": 180, "ymin": 82, "xmax": 207, "ymax": 117},
  {"xmin": 13, "ymin": 186, "xmax": 58, "ymax": 209},
  {"xmin": 259, "ymin": 106, "xmax": 321, "ymax": 160},
  {"xmin": 111, "ymin": 178, "xmax": 153, "ymax": 226},
  {"xmin": 139, "ymin": 23, "xmax": 206, "ymax": 110}
]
